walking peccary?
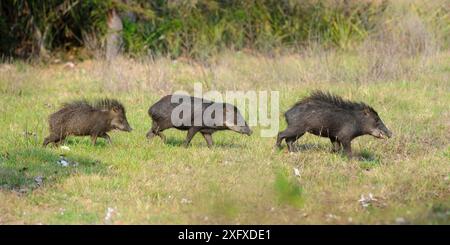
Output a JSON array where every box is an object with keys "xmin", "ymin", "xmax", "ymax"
[
  {"xmin": 146, "ymin": 95, "xmax": 252, "ymax": 147},
  {"xmin": 43, "ymin": 99, "xmax": 132, "ymax": 146},
  {"xmin": 276, "ymin": 91, "xmax": 392, "ymax": 157}
]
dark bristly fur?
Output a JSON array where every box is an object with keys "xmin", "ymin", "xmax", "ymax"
[
  {"xmin": 94, "ymin": 99, "xmax": 126, "ymax": 113},
  {"xmin": 61, "ymin": 99, "xmax": 126, "ymax": 112},
  {"xmin": 43, "ymin": 98, "xmax": 132, "ymax": 146},
  {"xmin": 276, "ymin": 91, "xmax": 392, "ymax": 158},
  {"xmin": 296, "ymin": 90, "xmax": 375, "ymax": 112}
]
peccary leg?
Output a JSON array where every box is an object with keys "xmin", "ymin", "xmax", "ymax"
[
  {"xmin": 285, "ymin": 137, "xmax": 297, "ymax": 152},
  {"xmin": 342, "ymin": 141, "xmax": 352, "ymax": 158},
  {"xmin": 100, "ymin": 133, "xmax": 112, "ymax": 144},
  {"xmin": 158, "ymin": 132, "xmax": 166, "ymax": 142},
  {"xmin": 276, "ymin": 127, "xmax": 304, "ymax": 151},
  {"xmin": 43, "ymin": 136, "xmax": 52, "ymax": 146},
  {"xmin": 54, "ymin": 138, "xmax": 64, "ymax": 146},
  {"xmin": 275, "ymin": 132, "xmax": 284, "ymax": 148},
  {"xmin": 146, "ymin": 123, "xmax": 157, "ymax": 140},
  {"xmin": 146, "ymin": 130, "xmax": 155, "ymax": 140},
  {"xmin": 43, "ymin": 134, "xmax": 64, "ymax": 147},
  {"xmin": 276, "ymin": 128, "xmax": 293, "ymax": 148},
  {"xmin": 147, "ymin": 122, "xmax": 166, "ymax": 142},
  {"xmin": 147, "ymin": 130, "xmax": 166, "ymax": 142},
  {"xmin": 286, "ymin": 131, "xmax": 305, "ymax": 152},
  {"xmin": 201, "ymin": 133, "xmax": 213, "ymax": 148},
  {"xmin": 183, "ymin": 127, "xmax": 199, "ymax": 147},
  {"xmin": 91, "ymin": 135, "xmax": 98, "ymax": 145},
  {"xmin": 330, "ymin": 137, "xmax": 342, "ymax": 152}
]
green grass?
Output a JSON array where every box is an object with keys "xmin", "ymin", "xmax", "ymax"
[{"xmin": 0, "ymin": 51, "xmax": 449, "ymax": 224}]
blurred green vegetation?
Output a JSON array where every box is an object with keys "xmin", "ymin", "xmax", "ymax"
[
  {"xmin": 275, "ymin": 169, "xmax": 304, "ymax": 208},
  {"xmin": 1, "ymin": 0, "xmax": 448, "ymax": 59}
]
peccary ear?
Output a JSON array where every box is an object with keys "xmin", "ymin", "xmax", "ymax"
[
  {"xmin": 363, "ymin": 107, "xmax": 370, "ymax": 116},
  {"xmin": 111, "ymin": 107, "xmax": 121, "ymax": 114}
]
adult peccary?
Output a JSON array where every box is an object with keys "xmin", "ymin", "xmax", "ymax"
[
  {"xmin": 276, "ymin": 91, "xmax": 392, "ymax": 157},
  {"xmin": 43, "ymin": 99, "xmax": 132, "ymax": 146},
  {"xmin": 146, "ymin": 95, "xmax": 252, "ymax": 147}
]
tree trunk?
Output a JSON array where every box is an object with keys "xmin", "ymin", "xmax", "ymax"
[
  {"xmin": 106, "ymin": 8, "xmax": 123, "ymax": 61},
  {"xmin": 31, "ymin": 16, "xmax": 49, "ymax": 59}
]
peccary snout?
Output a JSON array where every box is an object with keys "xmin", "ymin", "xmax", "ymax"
[
  {"xmin": 111, "ymin": 113, "xmax": 132, "ymax": 132},
  {"xmin": 370, "ymin": 123, "xmax": 392, "ymax": 139},
  {"xmin": 227, "ymin": 124, "xmax": 252, "ymax": 136}
]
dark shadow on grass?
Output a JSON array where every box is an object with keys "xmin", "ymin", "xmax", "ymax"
[
  {"xmin": 280, "ymin": 143, "xmax": 383, "ymax": 162},
  {"xmin": 358, "ymin": 149, "xmax": 381, "ymax": 168},
  {"xmin": 162, "ymin": 136, "xmax": 243, "ymax": 148},
  {"xmin": 285, "ymin": 143, "xmax": 330, "ymax": 152},
  {"xmin": 0, "ymin": 148, "xmax": 108, "ymax": 194},
  {"xmin": 426, "ymin": 203, "xmax": 450, "ymax": 224},
  {"xmin": 296, "ymin": 143, "xmax": 329, "ymax": 152},
  {"xmin": 210, "ymin": 141, "xmax": 243, "ymax": 149},
  {"xmin": 65, "ymin": 137, "xmax": 109, "ymax": 148},
  {"xmin": 163, "ymin": 137, "xmax": 185, "ymax": 147}
]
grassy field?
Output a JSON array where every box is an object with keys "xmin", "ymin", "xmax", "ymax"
[{"xmin": 0, "ymin": 50, "xmax": 449, "ymax": 224}]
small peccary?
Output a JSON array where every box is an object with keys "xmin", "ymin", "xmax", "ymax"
[
  {"xmin": 276, "ymin": 91, "xmax": 392, "ymax": 158},
  {"xmin": 43, "ymin": 99, "xmax": 132, "ymax": 146},
  {"xmin": 146, "ymin": 95, "xmax": 252, "ymax": 147}
]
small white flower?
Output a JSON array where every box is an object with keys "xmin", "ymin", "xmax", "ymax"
[
  {"xmin": 358, "ymin": 193, "xmax": 377, "ymax": 208},
  {"xmin": 181, "ymin": 198, "xmax": 192, "ymax": 204},
  {"xmin": 60, "ymin": 146, "xmax": 70, "ymax": 151},
  {"xmin": 326, "ymin": 214, "xmax": 340, "ymax": 221},
  {"xmin": 395, "ymin": 217, "xmax": 406, "ymax": 224},
  {"xmin": 57, "ymin": 156, "xmax": 78, "ymax": 167},
  {"xmin": 104, "ymin": 207, "xmax": 116, "ymax": 223},
  {"xmin": 64, "ymin": 62, "xmax": 75, "ymax": 69},
  {"xmin": 57, "ymin": 159, "xmax": 70, "ymax": 167},
  {"xmin": 293, "ymin": 167, "xmax": 301, "ymax": 177}
]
